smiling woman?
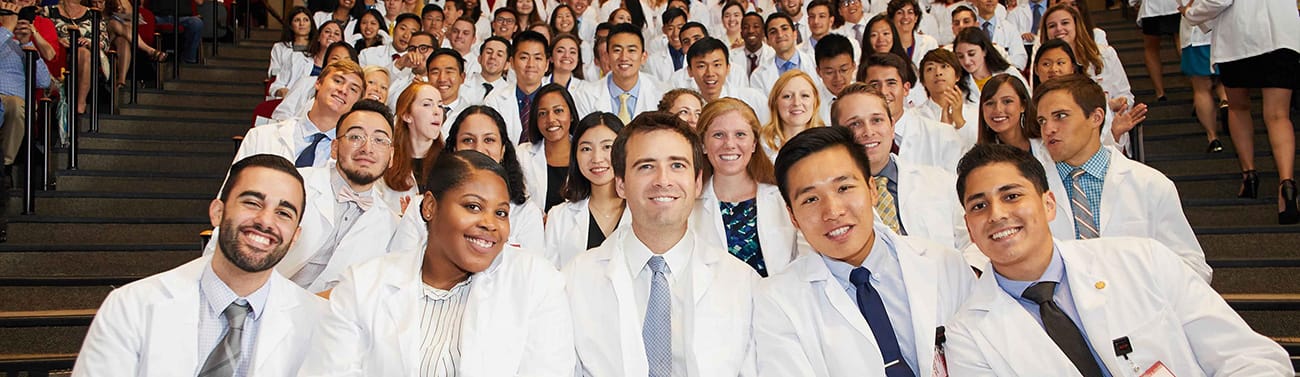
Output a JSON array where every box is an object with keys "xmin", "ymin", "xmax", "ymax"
[{"xmin": 297, "ymin": 150, "xmax": 576, "ymax": 375}]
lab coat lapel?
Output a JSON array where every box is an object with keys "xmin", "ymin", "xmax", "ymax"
[
  {"xmin": 1060, "ymin": 245, "xmax": 1120, "ymax": 374},
  {"xmin": 460, "ymin": 254, "xmax": 504, "ymax": 374},
  {"xmin": 305, "ymin": 167, "xmax": 338, "ymax": 227},
  {"xmin": 251, "ymin": 277, "xmax": 297, "ymax": 374},
  {"xmin": 381, "ymin": 254, "xmax": 424, "ymax": 374},
  {"xmin": 601, "ymin": 234, "xmax": 648, "ymax": 376},
  {"xmin": 892, "ymin": 235, "xmax": 939, "ymax": 376},
  {"xmin": 149, "ymin": 257, "xmax": 206, "ymax": 375},
  {"xmin": 811, "ymin": 257, "xmax": 876, "ymax": 343},
  {"xmin": 697, "ymin": 179, "xmax": 728, "ymax": 249},
  {"xmin": 275, "ymin": 119, "xmax": 297, "ymax": 154},
  {"xmin": 1098, "ymin": 147, "xmax": 1129, "ymax": 232},
  {"xmin": 968, "ymin": 272, "xmax": 1077, "ymax": 376}
]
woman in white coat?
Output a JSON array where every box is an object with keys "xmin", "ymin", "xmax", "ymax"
[
  {"xmin": 518, "ymin": 84, "xmax": 578, "ymax": 213},
  {"xmin": 759, "ymin": 70, "xmax": 827, "ymax": 161},
  {"xmin": 543, "ymin": 113, "xmax": 630, "ymax": 269},
  {"xmin": 952, "ymin": 27, "xmax": 1026, "ymax": 96},
  {"xmin": 377, "ymin": 82, "xmax": 445, "ymax": 218},
  {"xmin": 388, "ymin": 106, "xmax": 547, "ymax": 253},
  {"xmin": 270, "ymin": 21, "xmax": 343, "ymax": 98},
  {"xmin": 692, "ymin": 98, "xmax": 800, "ymax": 277},
  {"xmin": 269, "ymin": 7, "xmax": 316, "ymax": 80},
  {"xmin": 1184, "ymin": 0, "xmax": 1300, "ymax": 224},
  {"xmin": 299, "ymin": 150, "xmax": 576, "ymax": 376},
  {"xmin": 1038, "ymin": 5, "xmax": 1132, "ymax": 112},
  {"xmin": 887, "ymin": 0, "xmax": 939, "ymax": 69}
]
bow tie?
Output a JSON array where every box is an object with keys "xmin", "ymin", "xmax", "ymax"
[{"xmin": 337, "ymin": 189, "xmax": 375, "ymax": 211}]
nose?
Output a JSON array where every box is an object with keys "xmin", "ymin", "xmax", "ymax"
[
  {"xmin": 986, "ymin": 200, "xmax": 1009, "ymax": 223},
  {"xmin": 821, "ymin": 194, "xmax": 846, "ymax": 221}
]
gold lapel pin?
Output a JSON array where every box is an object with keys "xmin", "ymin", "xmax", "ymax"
[{"xmin": 1095, "ymin": 281, "xmax": 1106, "ymax": 289}]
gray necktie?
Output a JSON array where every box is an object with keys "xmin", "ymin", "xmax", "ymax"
[
  {"xmin": 643, "ymin": 256, "xmax": 671, "ymax": 377},
  {"xmin": 1069, "ymin": 168, "xmax": 1100, "ymax": 239},
  {"xmin": 198, "ymin": 301, "xmax": 251, "ymax": 377},
  {"xmin": 290, "ymin": 201, "xmax": 364, "ymax": 288}
]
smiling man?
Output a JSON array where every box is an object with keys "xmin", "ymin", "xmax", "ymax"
[
  {"xmin": 73, "ymin": 154, "xmax": 326, "ymax": 376},
  {"xmin": 730, "ymin": 11, "xmax": 773, "ymax": 78},
  {"xmin": 945, "ymin": 143, "xmax": 1290, "ymax": 376},
  {"xmin": 860, "ymin": 53, "xmax": 968, "ymax": 172},
  {"xmin": 482, "ymin": 31, "xmax": 549, "ymax": 144},
  {"xmin": 574, "ymin": 23, "xmax": 664, "ymax": 124},
  {"xmin": 687, "ymin": 37, "xmax": 767, "ymax": 123},
  {"xmin": 750, "ymin": 13, "xmax": 820, "ymax": 95},
  {"xmin": 234, "ymin": 60, "xmax": 366, "ymax": 169},
  {"xmin": 565, "ymin": 112, "xmax": 759, "ymax": 376},
  {"xmin": 426, "ymin": 48, "xmax": 483, "ymax": 141},
  {"xmin": 754, "ymin": 126, "xmax": 974, "ymax": 376}
]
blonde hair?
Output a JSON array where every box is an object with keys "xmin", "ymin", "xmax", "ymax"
[
  {"xmin": 696, "ymin": 98, "xmax": 776, "ymax": 184},
  {"xmin": 761, "ymin": 70, "xmax": 826, "ymax": 154},
  {"xmin": 318, "ymin": 59, "xmax": 365, "ymax": 83},
  {"xmin": 1040, "ymin": 4, "xmax": 1103, "ymax": 75},
  {"xmin": 362, "ymin": 64, "xmax": 391, "ymax": 81}
]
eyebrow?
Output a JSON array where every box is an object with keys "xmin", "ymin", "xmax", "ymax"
[
  {"xmin": 794, "ymin": 175, "xmax": 851, "ymax": 198},
  {"xmin": 963, "ymin": 183, "xmax": 1025, "ymax": 204},
  {"xmin": 237, "ymin": 190, "xmax": 301, "ymax": 216}
]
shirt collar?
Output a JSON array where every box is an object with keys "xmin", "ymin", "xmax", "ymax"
[
  {"xmin": 298, "ymin": 115, "xmax": 336, "ymax": 141},
  {"xmin": 820, "ymin": 228, "xmax": 896, "ymax": 287},
  {"xmin": 624, "ymin": 229, "xmax": 695, "ymax": 281},
  {"xmin": 201, "ymin": 259, "xmax": 272, "ymax": 321},
  {"xmin": 994, "ymin": 244, "xmax": 1065, "ymax": 300},
  {"xmin": 1054, "ymin": 147, "xmax": 1111, "ymax": 181},
  {"xmin": 422, "ymin": 276, "xmax": 473, "ymax": 300},
  {"xmin": 775, "ymin": 52, "xmax": 801, "ymax": 68},
  {"xmin": 607, "ymin": 76, "xmax": 642, "ymax": 99},
  {"xmin": 515, "ymin": 85, "xmax": 538, "ymax": 101},
  {"xmin": 878, "ymin": 155, "xmax": 899, "ymax": 183}
]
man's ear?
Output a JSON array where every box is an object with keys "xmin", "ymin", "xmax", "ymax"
[
  {"xmin": 208, "ymin": 199, "xmax": 225, "ymax": 228},
  {"xmin": 615, "ymin": 177, "xmax": 627, "ymax": 199},
  {"xmin": 1042, "ymin": 189, "xmax": 1057, "ymax": 222}
]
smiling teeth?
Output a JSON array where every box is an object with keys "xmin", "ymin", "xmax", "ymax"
[
  {"xmin": 992, "ymin": 116, "xmax": 1008, "ymax": 122},
  {"xmin": 652, "ymin": 196, "xmax": 674, "ymax": 202},
  {"xmin": 991, "ymin": 228, "xmax": 1019, "ymax": 240},
  {"xmin": 827, "ymin": 226, "xmax": 850, "ymax": 237},
  {"xmin": 720, "ymin": 154, "xmax": 740, "ymax": 161},
  {"xmin": 467, "ymin": 236, "xmax": 495, "ymax": 248},
  {"xmin": 248, "ymin": 233, "xmax": 271, "ymax": 246},
  {"xmin": 546, "ymin": 126, "xmax": 562, "ymax": 132}
]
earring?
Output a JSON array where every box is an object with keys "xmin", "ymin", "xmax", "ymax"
[{"xmin": 1019, "ymin": 113, "xmax": 1027, "ymax": 131}]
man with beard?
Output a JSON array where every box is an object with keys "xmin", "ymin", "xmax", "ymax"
[
  {"xmin": 565, "ymin": 112, "xmax": 759, "ymax": 375},
  {"xmin": 276, "ymin": 99, "xmax": 401, "ymax": 293},
  {"xmin": 73, "ymin": 154, "xmax": 326, "ymax": 376}
]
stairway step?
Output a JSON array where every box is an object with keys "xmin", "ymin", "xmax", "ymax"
[
  {"xmin": 119, "ymin": 104, "xmax": 248, "ymax": 121},
  {"xmin": 1149, "ymin": 156, "xmax": 1279, "ymax": 178},
  {"xmin": 135, "ymin": 90, "xmax": 264, "ymax": 109},
  {"xmin": 4, "ymin": 219, "xmax": 208, "ymax": 245},
  {"xmin": 0, "ymin": 326, "xmax": 90, "ymax": 356},
  {"xmin": 0, "ymin": 286, "xmax": 115, "ymax": 312},
  {"xmin": 97, "ymin": 115, "xmax": 246, "ymax": 138},
  {"xmin": 77, "ymin": 132, "xmax": 236, "ymax": 154},
  {"xmin": 1240, "ymin": 311, "xmax": 1300, "ymax": 340},
  {"xmin": 182, "ymin": 65, "xmax": 266, "ymax": 82},
  {"xmin": 164, "ymin": 78, "xmax": 265, "ymax": 94},
  {"xmin": 205, "ymin": 44, "xmax": 273, "ymax": 60},
  {"xmin": 53, "ymin": 149, "xmax": 234, "ymax": 175},
  {"xmin": 1197, "ymin": 232, "xmax": 1300, "ymax": 260},
  {"xmin": 0, "ymin": 251, "xmax": 198, "ymax": 277},
  {"xmin": 54, "ymin": 170, "xmax": 224, "ymax": 194},
  {"xmin": 1213, "ymin": 268, "xmax": 1300, "ymax": 295},
  {"xmin": 17, "ymin": 193, "xmax": 212, "ymax": 219},
  {"xmin": 1184, "ymin": 203, "xmax": 1292, "ymax": 227},
  {"xmin": 1174, "ymin": 174, "xmax": 1283, "ymax": 201},
  {"xmin": 201, "ymin": 56, "xmax": 268, "ymax": 69}
]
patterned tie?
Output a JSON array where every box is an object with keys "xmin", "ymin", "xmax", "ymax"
[
  {"xmin": 794, "ymin": 22, "xmax": 804, "ymax": 44},
  {"xmin": 850, "ymin": 267, "xmax": 916, "ymax": 377},
  {"xmin": 747, "ymin": 53, "xmax": 758, "ymax": 75},
  {"xmin": 853, "ymin": 23, "xmax": 864, "ymax": 43},
  {"xmin": 643, "ymin": 256, "xmax": 671, "ymax": 377},
  {"xmin": 519, "ymin": 94, "xmax": 534, "ymax": 143},
  {"xmin": 294, "ymin": 133, "xmax": 328, "ymax": 167},
  {"xmin": 1022, "ymin": 282, "xmax": 1106, "ymax": 377},
  {"xmin": 198, "ymin": 301, "xmax": 251, "ymax": 377},
  {"xmin": 617, "ymin": 93, "xmax": 632, "ymax": 124},
  {"xmin": 1068, "ymin": 168, "xmax": 1100, "ymax": 239},
  {"xmin": 982, "ymin": 21, "xmax": 993, "ymax": 39},
  {"xmin": 873, "ymin": 176, "xmax": 902, "ymax": 234}
]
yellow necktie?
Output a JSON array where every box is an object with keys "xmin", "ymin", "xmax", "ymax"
[
  {"xmin": 617, "ymin": 92, "xmax": 632, "ymax": 124},
  {"xmin": 873, "ymin": 176, "xmax": 902, "ymax": 234}
]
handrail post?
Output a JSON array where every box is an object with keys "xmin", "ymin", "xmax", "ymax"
[
  {"xmin": 129, "ymin": 0, "xmax": 140, "ymax": 104},
  {"xmin": 22, "ymin": 50, "xmax": 38, "ymax": 214},
  {"xmin": 172, "ymin": 0, "xmax": 181, "ymax": 78},
  {"xmin": 108, "ymin": 49, "xmax": 118, "ymax": 114},
  {"xmin": 89, "ymin": 10, "xmax": 102, "ymax": 134},
  {"xmin": 243, "ymin": 0, "xmax": 251, "ymax": 39},
  {"xmin": 209, "ymin": 0, "xmax": 219, "ymax": 57},
  {"xmin": 41, "ymin": 98, "xmax": 53, "ymax": 190},
  {"xmin": 66, "ymin": 28, "xmax": 80, "ymax": 171}
]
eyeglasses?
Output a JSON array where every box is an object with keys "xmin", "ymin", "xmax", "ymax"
[
  {"xmin": 493, "ymin": 17, "xmax": 516, "ymax": 24},
  {"xmin": 407, "ymin": 44, "xmax": 435, "ymax": 53},
  {"xmin": 839, "ymin": 0, "xmax": 859, "ymax": 5},
  {"xmin": 342, "ymin": 133, "xmax": 394, "ymax": 149}
]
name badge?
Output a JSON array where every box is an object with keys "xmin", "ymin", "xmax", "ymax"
[{"xmin": 1138, "ymin": 361, "xmax": 1176, "ymax": 377}]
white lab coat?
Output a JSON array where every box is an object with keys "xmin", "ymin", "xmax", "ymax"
[
  {"xmin": 573, "ymin": 75, "xmax": 666, "ymax": 121},
  {"xmin": 912, "ymin": 96, "xmax": 980, "ymax": 148},
  {"xmin": 481, "ymin": 84, "xmax": 530, "ymax": 145},
  {"xmin": 893, "ymin": 111, "xmax": 969, "ymax": 173},
  {"xmin": 72, "ymin": 255, "xmax": 327, "ymax": 377},
  {"xmin": 691, "ymin": 181, "xmax": 802, "ymax": 276},
  {"xmin": 1183, "ymin": 0, "xmax": 1300, "ymax": 64},
  {"xmin": 748, "ymin": 49, "xmax": 820, "ymax": 97},
  {"xmin": 893, "ymin": 157, "xmax": 973, "ymax": 251},
  {"xmin": 907, "ymin": 31, "xmax": 940, "ymax": 69},
  {"xmin": 977, "ymin": 12, "xmax": 1028, "ymax": 69},
  {"xmin": 232, "ymin": 115, "xmax": 316, "ymax": 167},
  {"xmin": 714, "ymin": 84, "xmax": 771, "ymax": 125},
  {"xmin": 440, "ymin": 89, "xmax": 485, "ymax": 141},
  {"xmin": 269, "ymin": 52, "xmax": 315, "ymax": 99},
  {"xmin": 542, "ymin": 198, "xmax": 633, "ymax": 269},
  {"xmin": 276, "ymin": 165, "xmax": 400, "ymax": 292},
  {"xmin": 753, "ymin": 222, "xmax": 976, "ymax": 377},
  {"xmin": 1041, "ymin": 146, "xmax": 1212, "ymax": 283},
  {"xmin": 516, "ymin": 142, "xmax": 555, "ymax": 210},
  {"xmin": 268, "ymin": 42, "xmax": 301, "ymax": 78},
  {"xmin": 563, "ymin": 229, "xmax": 760, "ymax": 376},
  {"xmin": 297, "ymin": 247, "xmax": 577, "ymax": 376},
  {"xmin": 945, "ymin": 237, "xmax": 1293, "ymax": 376},
  {"xmin": 387, "ymin": 196, "xmax": 547, "ymax": 253},
  {"xmin": 730, "ymin": 45, "xmax": 775, "ymax": 86}
]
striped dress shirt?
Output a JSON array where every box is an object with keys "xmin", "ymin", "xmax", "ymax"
[{"xmin": 419, "ymin": 277, "xmax": 473, "ymax": 376}]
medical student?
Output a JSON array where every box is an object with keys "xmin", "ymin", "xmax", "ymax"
[
  {"xmin": 749, "ymin": 12, "xmax": 819, "ymax": 95},
  {"xmin": 686, "ymin": 37, "xmax": 767, "ymax": 120},
  {"xmin": 298, "ymin": 150, "xmax": 576, "ymax": 375},
  {"xmin": 565, "ymin": 112, "xmax": 759, "ymax": 376},
  {"xmin": 754, "ymin": 126, "xmax": 974, "ymax": 376},
  {"xmin": 573, "ymin": 23, "xmax": 666, "ymax": 123},
  {"xmin": 946, "ymin": 143, "xmax": 1292, "ymax": 376},
  {"xmin": 860, "ymin": 52, "xmax": 969, "ymax": 172},
  {"xmin": 543, "ymin": 113, "xmax": 630, "ymax": 269},
  {"xmin": 481, "ymin": 30, "xmax": 550, "ymax": 144}
]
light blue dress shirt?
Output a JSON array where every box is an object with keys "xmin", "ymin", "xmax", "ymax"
[
  {"xmin": 821, "ymin": 233, "xmax": 919, "ymax": 373},
  {"xmin": 1055, "ymin": 148, "xmax": 1110, "ymax": 239},
  {"xmin": 775, "ymin": 52, "xmax": 803, "ymax": 75},
  {"xmin": 606, "ymin": 76, "xmax": 641, "ymax": 115},
  {"xmin": 0, "ymin": 27, "xmax": 53, "ymax": 98},
  {"xmin": 293, "ymin": 116, "xmax": 336, "ymax": 167},
  {"xmin": 198, "ymin": 262, "xmax": 271, "ymax": 377},
  {"xmin": 994, "ymin": 246, "xmax": 1112, "ymax": 377}
]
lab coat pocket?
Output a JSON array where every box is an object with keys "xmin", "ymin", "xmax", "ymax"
[{"xmin": 1112, "ymin": 308, "xmax": 1200, "ymax": 377}]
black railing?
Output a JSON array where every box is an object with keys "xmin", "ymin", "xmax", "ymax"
[
  {"xmin": 89, "ymin": 10, "xmax": 102, "ymax": 134},
  {"xmin": 41, "ymin": 97, "xmax": 52, "ymax": 190},
  {"xmin": 129, "ymin": 0, "xmax": 139, "ymax": 104},
  {"xmin": 21, "ymin": 50, "xmax": 37, "ymax": 214},
  {"xmin": 209, "ymin": 0, "xmax": 219, "ymax": 57},
  {"xmin": 65, "ymin": 28, "xmax": 79, "ymax": 171},
  {"xmin": 172, "ymin": 0, "xmax": 181, "ymax": 78}
]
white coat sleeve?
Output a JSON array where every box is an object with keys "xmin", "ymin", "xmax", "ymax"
[
  {"xmin": 542, "ymin": 205, "xmax": 565, "ymax": 269},
  {"xmin": 1181, "ymin": 0, "xmax": 1232, "ymax": 25},
  {"xmin": 510, "ymin": 201, "xmax": 547, "ymax": 253},
  {"xmin": 71, "ymin": 289, "xmax": 142, "ymax": 377},
  {"xmin": 942, "ymin": 316, "xmax": 1000, "ymax": 377},
  {"xmin": 1149, "ymin": 174, "xmax": 1213, "ymax": 283},
  {"xmin": 752, "ymin": 286, "xmax": 819, "ymax": 376},
  {"xmin": 296, "ymin": 267, "xmax": 369, "ymax": 377},
  {"xmin": 1149, "ymin": 240, "xmax": 1293, "ymax": 375}
]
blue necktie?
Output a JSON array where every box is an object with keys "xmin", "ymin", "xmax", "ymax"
[
  {"xmin": 643, "ymin": 256, "xmax": 671, "ymax": 377},
  {"xmin": 779, "ymin": 60, "xmax": 796, "ymax": 74},
  {"xmin": 1031, "ymin": 2, "xmax": 1043, "ymax": 33},
  {"xmin": 295, "ymin": 133, "xmax": 328, "ymax": 167},
  {"xmin": 850, "ymin": 267, "xmax": 916, "ymax": 377},
  {"xmin": 982, "ymin": 21, "xmax": 993, "ymax": 40}
]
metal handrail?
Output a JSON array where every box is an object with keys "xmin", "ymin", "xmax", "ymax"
[
  {"xmin": 172, "ymin": 0, "xmax": 181, "ymax": 78},
  {"xmin": 209, "ymin": 0, "xmax": 219, "ymax": 57},
  {"xmin": 41, "ymin": 98, "xmax": 53, "ymax": 190},
  {"xmin": 89, "ymin": 10, "xmax": 102, "ymax": 134},
  {"xmin": 21, "ymin": 50, "xmax": 37, "ymax": 215},
  {"xmin": 66, "ymin": 28, "xmax": 79, "ymax": 171},
  {"xmin": 129, "ymin": 0, "xmax": 139, "ymax": 104}
]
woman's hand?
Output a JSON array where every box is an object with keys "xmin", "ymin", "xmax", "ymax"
[
  {"xmin": 1110, "ymin": 102, "xmax": 1148, "ymax": 139},
  {"xmin": 1108, "ymin": 96, "xmax": 1128, "ymax": 113}
]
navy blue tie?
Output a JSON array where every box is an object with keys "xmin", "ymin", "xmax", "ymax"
[
  {"xmin": 295, "ymin": 133, "xmax": 328, "ymax": 167},
  {"xmin": 850, "ymin": 267, "xmax": 916, "ymax": 377}
]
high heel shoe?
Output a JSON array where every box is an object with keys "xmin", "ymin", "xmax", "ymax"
[
  {"xmin": 1239, "ymin": 170, "xmax": 1260, "ymax": 199},
  {"xmin": 1206, "ymin": 139, "xmax": 1223, "ymax": 153},
  {"xmin": 1280, "ymin": 179, "xmax": 1299, "ymax": 225}
]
